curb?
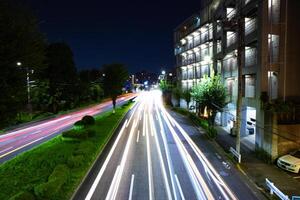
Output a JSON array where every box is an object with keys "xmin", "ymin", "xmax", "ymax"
[{"xmin": 70, "ymin": 100, "xmax": 136, "ymax": 200}]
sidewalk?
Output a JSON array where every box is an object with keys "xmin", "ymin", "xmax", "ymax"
[{"xmin": 215, "ymin": 126, "xmax": 300, "ymax": 198}]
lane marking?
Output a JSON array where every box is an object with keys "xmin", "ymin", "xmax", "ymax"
[
  {"xmin": 0, "ymin": 135, "xmax": 47, "ymax": 159},
  {"xmin": 0, "ymin": 146, "xmax": 13, "ymax": 154},
  {"xmin": 162, "ymin": 107, "xmax": 237, "ymax": 200},
  {"xmin": 85, "ymin": 121, "xmax": 128, "ymax": 200},
  {"xmin": 155, "ymin": 100, "xmax": 178, "ymax": 200},
  {"xmin": 105, "ymin": 166, "xmax": 121, "ymax": 200},
  {"xmin": 128, "ymin": 174, "xmax": 135, "ymax": 200},
  {"xmin": 136, "ymin": 130, "xmax": 140, "ymax": 143},
  {"xmin": 105, "ymin": 115, "xmax": 139, "ymax": 200},
  {"xmin": 146, "ymin": 116, "xmax": 154, "ymax": 200},
  {"xmin": 174, "ymin": 174, "xmax": 185, "ymax": 200}
]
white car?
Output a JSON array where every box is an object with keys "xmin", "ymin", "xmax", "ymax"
[{"xmin": 277, "ymin": 150, "xmax": 300, "ymax": 173}]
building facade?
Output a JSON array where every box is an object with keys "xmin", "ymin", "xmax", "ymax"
[{"xmin": 174, "ymin": 0, "xmax": 300, "ymax": 160}]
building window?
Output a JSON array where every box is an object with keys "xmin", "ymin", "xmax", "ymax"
[
  {"xmin": 223, "ymin": 55, "xmax": 237, "ymax": 72},
  {"xmin": 217, "ymin": 40, "xmax": 222, "ymax": 53},
  {"xmin": 226, "ymin": 77, "xmax": 237, "ymax": 101},
  {"xmin": 268, "ymin": 34, "xmax": 279, "ymax": 63},
  {"xmin": 268, "ymin": 71, "xmax": 278, "ymax": 100},
  {"xmin": 227, "ymin": 8, "xmax": 236, "ymax": 20},
  {"xmin": 245, "ymin": 47, "xmax": 257, "ymax": 67},
  {"xmin": 201, "ymin": 64, "xmax": 209, "ymax": 77},
  {"xmin": 268, "ymin": 0, "xmax": 280, "ymax": 24},
  {"xmin": 243, "ymin": 75, "xmax": 256, "ymax": 98},
  {"xmin": 227, "ymin": 31, "xmax": 236, "ymax": 47},
  {"xmin": 245, "ymin": 18, "xmax": 257, "ymax": 35}
]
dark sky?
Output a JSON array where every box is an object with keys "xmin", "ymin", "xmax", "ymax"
[{"xmin": 26, "ymin": 0, "xmax": 201, "ymax": 73}]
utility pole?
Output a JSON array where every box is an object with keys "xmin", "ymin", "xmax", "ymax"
[{"xmin": 235, "ymin": 0, "xmax": 244, "ymax": 154}]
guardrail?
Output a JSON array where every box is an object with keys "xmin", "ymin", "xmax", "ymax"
[
  {"xmin": 266, "ymin": 178, "xmax": 289, "ymax": 200},
  {"xmin": 229, "ymin": 147, "xmax": 241, "ymax": 163}
]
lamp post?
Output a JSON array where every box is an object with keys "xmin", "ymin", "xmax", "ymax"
[{"xmin": 17, "ymin": 62, "xmax": 34, "ymax": 112}]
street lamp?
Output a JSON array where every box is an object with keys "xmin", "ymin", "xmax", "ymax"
[
  {"xmin": 17, "ymin": 62, "xmax": 34, "ymax": 112},
  {"xmin": 161, "ymin": 70, "xmax": 166, "ymax": 75}
]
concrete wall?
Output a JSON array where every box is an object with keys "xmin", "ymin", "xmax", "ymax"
[{"xmin": 277, "ymin": 124, "xmax": 300, "ymax": 156}]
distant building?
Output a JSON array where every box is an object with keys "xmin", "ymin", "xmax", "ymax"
[{"xmin": 174, "ymin": 0, "xmax": 300, "ymax": 160}]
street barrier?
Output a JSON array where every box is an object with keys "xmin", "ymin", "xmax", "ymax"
[
  {"xmin": 266, "ymin": 178, "xmax": 289, "ymax": 200},
  {"xmin": 229, "ymin": 147, "xmax": 241, "ymax": 163}
]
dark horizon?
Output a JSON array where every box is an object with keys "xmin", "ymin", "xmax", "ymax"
[{"xmin": 25, "ymin": 0, "xmax": 201, "ymax": 73}]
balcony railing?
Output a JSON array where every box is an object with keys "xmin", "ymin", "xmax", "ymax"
[
  {"xmin": 245, "ymin": 18, "xmax": 257, "ymax": 36},
  {"xmin": 227, "ymin": 32, "xmax": 237, "ymax": 47}
]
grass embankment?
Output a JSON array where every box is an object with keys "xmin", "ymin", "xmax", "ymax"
[{"xmin": 0, "ymin": 101, "xmax": 133, "ymax": 200}]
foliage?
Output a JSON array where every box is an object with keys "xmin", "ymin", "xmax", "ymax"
[
  {"xmin": 62, "ymin": 129, "xmax": 95, "ymax": 140},
  {"xmin": 102, "ymin": 64, "xmax": 128, "ymax": 109},
  {"xmin": 191, "ymin": 75, "xmax": 227, "ymax": 128},
  {"xmin": 8, "ymin": 191, "xmax": 35, "ymax": 200},
  {"xmin": 182, "ymin": 89, "xmax": 192, "ymax": 109},
  {"xmin": 34, "ymin": 164, "xmax": 69, "ymax": 199},
  {"xmin": 0, "ymin": 1, "xmax": 46, "ymax": 128},
  {"xmin": 45, "ymin": 43, "xmax": 78, "ymax": 113},
  {"xmin": 81, "ymin": 115, "xmax": 95, "ymax": 126},
  {"xmin": 159, "ymin": 80, "xmax": 172, "ymax": 93},
  {"xmin": 172, "ymin": 87, "xmax": 181, "ymax": 107},
  {"xmin": 0, "ymin": 103, "xmax": 132, "ymax": 200}
]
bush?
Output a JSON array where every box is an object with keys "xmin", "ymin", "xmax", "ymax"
[
  {"xmin": 74, "ymin": 120, "xmax": 84, "ymax": 127},
  {"xmin": 74, "ymin": 141, "xmax": 95, "ymax": 156},
  {"xmin": 8, "ymin": 191, "xmax": 35, "ymax": 200},
  {"xmin": 67, "ymin": 155, "xmax": 84, "ymax": 168},
  {"xmin": 62, "ymin": 129, "xmax": 94, "ymax": 140},
  {"xmin": 81, "ymin": 115, "xmax": 95, "ymax": 126},
  {"xmin": 207, "ymin": 126, "xmax": 217, "ymax": 139},
  {"xmin": 34, "ymin": 164, "xmax": 69, "ymax": 199}
]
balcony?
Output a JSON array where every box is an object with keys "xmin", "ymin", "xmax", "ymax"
[
  {"xmin": 226, "ymin": 31, "xmax": 237, "ymax": 47},
  {"xmin": 245, "ymin": 18, "xmax": 257, "ymax": 36},
  {"xmin": 245, "ymin": 47, "xmax": 257, "ymax": 67}
]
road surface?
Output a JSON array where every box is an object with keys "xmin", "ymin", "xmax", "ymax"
[
  {"xmin": 0, "ymin": 94, "xmax": 135, "ymax": 163},
  {"xmin": 74, "ymin": 91, "xmax": 261, "ymax": 200}
]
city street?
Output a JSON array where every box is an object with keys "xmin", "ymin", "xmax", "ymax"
[
  {"xmin": 75, "ymin": 91, "xmax": 260, "ymax": 200},
  {"xmin": 0, "ymin": 94, "xmax": 135, "ymax": 163}
]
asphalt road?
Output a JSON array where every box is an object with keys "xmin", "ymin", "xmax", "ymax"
[
  {"xmin": 0, "ymin": 94, "xmax": 136, "ymax": 163},
  {"xmin": 74, "ymin": 91, "xmax": 260, "ymax": 200}
]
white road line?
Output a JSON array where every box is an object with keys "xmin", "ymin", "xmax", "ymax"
[
  {"xmin": 0, "ymin": 135, "xmax": 47, "ymax": 159},
  {"xmin": 105, "ymin": 118, "xmax": 138, "ymax": 200},
  {"xmin": 0, "ymin": 146, "xmax": 13, "ymax": 154},
  {"xmin": 150, "ymin": 110, "xmax": 173, "ymax": 200},
  {"xmin": 155, "ymin": 104, "xmax": 179, "ymax": 200},
  {"xmin": 85, "ymin": 121, "xmax": 128, "ymax": 200},
  {"xmin": 136, "ymin": 130, "xmax": 140, "ymax": 143},
  {"xmin": 162, "ymin": 108, "xmax": 237, "ymax": 200},
  {"xmin": 146, "ymin": 116, "xmax": 154, "ymax": 200},
  {"xmin": 128, "ymin": 174, "xmax": 135, "ymax": 200},
  {"xmin": 174, "ymin": 174, "xmax": 185, "ymax": 200},
  {"xmin": 105, "ymin": 166, "xmax": 121, "ymax": 200}
]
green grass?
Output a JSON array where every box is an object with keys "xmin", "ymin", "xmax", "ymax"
[{"xmin": 0, "ymin": 102, "xmax": 133, "ymax": 200}]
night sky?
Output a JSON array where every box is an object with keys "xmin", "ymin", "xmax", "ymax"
[{"xmin": 25, "ymin": 0, "xmax": 201, "ymax": 73}]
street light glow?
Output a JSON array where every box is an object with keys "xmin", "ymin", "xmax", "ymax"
[
  {"xmin": 17, "ymin": 62, "xmax": 22, "ymax": 66},
  {"xmin": 161, "ymin": 70, "xmax": 166, "ymax": 75}
]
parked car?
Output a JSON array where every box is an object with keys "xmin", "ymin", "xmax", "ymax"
[{"xmin": 277, "ymin": 150, "xmax": 300, "ymax": 173}]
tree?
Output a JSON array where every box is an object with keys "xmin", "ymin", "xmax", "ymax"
[
  {"xmin": 159, "ymin": 80, "xmax": 173, "ymax": 106},
  {"xmin": 102, "ymin": 64, "xmax": 128, "ymax": 112},
  {"xmin": 0, "ymin": 1, "xmax": 46, "ymax": 127},
  {"xmin": 191, "ymin": 75, "xmax": 227, "ymax": 128},
  {"xmin": 45, "ymin": 43, "xmax": 78, "ymax": 113},
  {"xmin": 172, "ymin": 87, "xmax": 181, "ymax": 107},
  {"xmin": 182, "ymin": 89, "xmax": 192, "ymax": 109}
]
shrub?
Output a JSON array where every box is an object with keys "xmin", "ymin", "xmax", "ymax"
[
  {"xmin": 74, "ymin": 141, "xmax": 95, "ymax": 156},
  {"xmin": 67, "ymin": 155, "xmax": 84, "ymax": 168},
  {"xmin": 8, "ymin": 191, "xmax": 35, "ymax": 200},
  {"xmin": 62, "ymin": 129, "xmax": 89, "ymax": 140},
  {"xmin": 81, "ymin": 115, "xmax": 95, "ymax": 126},
  {"xmin": 207, "ymin": 126, "xmax": 217, "ymax": 139},
  {"xmin": 74, "ymin": 120, "xmax": 84, "ymax": 127},
  {"xmin": 34, "ymin": 164, "xmax": 69, "ymax": 199}
]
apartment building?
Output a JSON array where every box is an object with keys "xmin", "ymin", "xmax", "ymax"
[{"xmin": 174, "ymin": 0, "xmax": 300, "ymax": 160}]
